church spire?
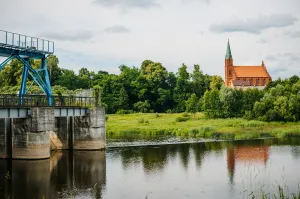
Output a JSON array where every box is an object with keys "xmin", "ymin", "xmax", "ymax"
[{"xmin": 225, "ymin": 39, "xmax": 232, "ymax": 59}]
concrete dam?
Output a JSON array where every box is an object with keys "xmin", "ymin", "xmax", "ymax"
[{"xmin": 0, "ymin": 106, "xmax": 106, "ymax": 160}]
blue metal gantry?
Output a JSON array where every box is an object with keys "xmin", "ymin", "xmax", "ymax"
[{"xmin": 0, "ymin": 30, "xmax": 54, "ymax": 104}]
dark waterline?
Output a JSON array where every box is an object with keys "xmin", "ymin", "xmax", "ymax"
[{"xmin": 1, "ymin": 138, "xmax": 300, "ymax": 199}]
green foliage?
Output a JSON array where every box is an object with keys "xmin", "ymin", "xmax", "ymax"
[
  {"xmin": 137, "ymin": 117, "xmax": 149, "ymax": 124},
  {"xmin": 202, "ymin": 89, "xmax": 223, "ymax": 118},
  {"xmin": 185, "ymin": 93, "xmax": 200, "ymax": 114},
  {"xmin": 138, "ymin": 118, "xmax": 145, "ymax": 124},
  {"xmin": 209, "ymin": 75, "xmax": 224, "ymax": 90},
  {"xmin": 1, "ymin": 54, "xmax": 300, "ymax": 124},
  {"xmin": 175, "ymin": 117, "xmax": 190, "ymax": 122},
  {"xmin": 134, "ymin": 101, "xmax": 151, "ymax": 113},
  {"xmin": 93, "ymin": 85, "xmax": 101, "ymax": 107}
]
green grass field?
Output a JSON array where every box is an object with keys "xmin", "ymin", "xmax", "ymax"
[{"xmin": 106, "ymin": 113, "xmax": 300, "ymax": 140}]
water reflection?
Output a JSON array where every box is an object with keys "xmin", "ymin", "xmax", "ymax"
[
  {"xmin": 226, "ymin": 142, "xmax": 269, "ymax": 184},
  {"xmin": 0, "ymin": 151, "xmax": 106, "ymax": 199},
  {"xmin": 108, "ymin": 138, "xmax": 300, "ymax": 199},
  {"xmin": 1, "ymin": 138, "xmax": 300, "ymax": 199}
]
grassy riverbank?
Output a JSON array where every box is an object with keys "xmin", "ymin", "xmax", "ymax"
[{"xmin": 106, "ymin": 113, "xmax": 300, "ymax": 140}]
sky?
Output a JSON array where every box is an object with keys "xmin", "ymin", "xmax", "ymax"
[{"xmin": 0, "ymin": 0, "xmax": 300, "ymax": 79}]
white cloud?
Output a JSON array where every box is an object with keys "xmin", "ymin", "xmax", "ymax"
[
  {"xmin": 104, "ymin": 25, "xmax": 131, "ymax": 34},
  {"xmin": 0, "ymin": 0, "xmax": 300, "ymax": 80},
  {"xmin": 210, "ymin": 14, "xmax": 298, "ymax": 34}
]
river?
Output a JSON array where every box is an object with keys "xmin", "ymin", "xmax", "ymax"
[{"xmin": 0, "ymin": 138, "xmax": 300, "ymax": 199}]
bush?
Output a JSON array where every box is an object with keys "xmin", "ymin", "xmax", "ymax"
[
  {"xmin": 182, "ymin": 112, "xmax": 190, "ymax": 117},
  {"xmin": 116, "ymin": 109, "xmax": 133, "ymax": 114},
  {"xmin": 155, "ymin": 113, "xmax": 160, "ymax": 118},
  {"xmin": 105, "ymin": 116, "xmax": 109, "ymax": 121},
  {"xmin": 138, "ymin": 118, "xmax": 145, "ymax": 124},
  {"xmin": 175, "ymin": 117, "xmax": 190, "ymax": 122},
  {"xmin": 166, "ymin": 109, "xmax": 173, "ymax": 114},
  {"xmin": 243, "ymin": 120, "xmax": 265, "ymax": 127}
]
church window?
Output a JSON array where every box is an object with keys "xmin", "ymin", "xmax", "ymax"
[
  {"xmin": 257, "ymin": 79, "xmax": 260, "ymax": 85},
  {"xmin": 263, "ymin": 78, "xmax": 266, "ymax": 85},
  {"xmin": 229, "ymin": 70, "xmax": 232, "ymax": 76}
]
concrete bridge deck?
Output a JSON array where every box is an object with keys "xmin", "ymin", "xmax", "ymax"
[{"xmin": 0, "ymin": 107, "xmax": 89, "ymax": 118}]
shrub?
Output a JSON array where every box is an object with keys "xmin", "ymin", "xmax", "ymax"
[
  {"xmin": 155, "ymin": 113, "xmax": 160, "ymax": 118},
  {"xmin": 105, "ymin": 116, "xmax": 109, "ymax": 121},
  {"xmin": 182, "ymin": 112, "xmax": 190, "ymax": 117},
  {"xmin": 116, "ymin": 109, "xmax": 133, "ymax": 114},
  {"xmin": 243, "ymin": 120, "xmax": 265, "ymax": 127},
  {"xmin": 175, "ymin": 117, "xmax": 189, "ymax": 122},
  {"xmin": 138, "ymin": 118, "xmax": 145, "ymax": 124},
  {"xmin": 166, "ymin": 109, "xmax": 173, "ymax": 114}
]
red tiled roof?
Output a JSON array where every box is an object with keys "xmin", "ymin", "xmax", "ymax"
[{"xmin": 233, "ymin": 66, "xmax": 270, "ymax": 78}]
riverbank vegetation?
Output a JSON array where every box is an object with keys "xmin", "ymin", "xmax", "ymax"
[
  {"xmin": 107, "ymin": 113, "xmax": 300, "ymax": 140},
  {"xmin": 1, "ymin": 55, "xmax": 300, "ymax": 123}
]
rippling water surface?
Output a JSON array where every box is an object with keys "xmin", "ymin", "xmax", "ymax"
[{"xmin": 1, "ymin": 138, "xmax": 300, "ymax": 199}]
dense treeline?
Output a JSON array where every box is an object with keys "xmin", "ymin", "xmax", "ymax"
[
  {"xmin": 202, "ymin": 76, "xmax": 300, "ymax": 122},
  {"xmin": 0, "ymin": 55, "xmax": 299, "ymax": 122}
]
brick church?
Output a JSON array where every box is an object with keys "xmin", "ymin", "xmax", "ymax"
[{"xmin": 224, "ymin": 40, "xmax": 272, "ymax": 89}]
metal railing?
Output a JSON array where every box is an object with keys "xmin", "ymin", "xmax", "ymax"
[
  {"xmin": 0, "ymin": 94, "xmax": 95, "ymax": 108},
  {"xmin": 0, "ymin": 30, "xmax": 54, "ymax": 54}
]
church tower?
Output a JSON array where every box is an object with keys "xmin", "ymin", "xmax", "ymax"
[{"xmin": 225, "ymin": 40, "xmax": 233, "ymax": 86}]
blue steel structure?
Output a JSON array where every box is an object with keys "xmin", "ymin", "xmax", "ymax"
[{"xmin": 0, "ymin": 30, "xmax": 54, "ymax": 104}]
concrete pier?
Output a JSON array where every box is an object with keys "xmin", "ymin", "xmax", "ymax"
[
  {"xmin": 73, "ymin": 107, "xmax": 106, "ymax": 150},
  {"xmin": 12, "ymin": 108, "xmax": 54, "ymax": 159},
  {"xmin": 0, "ymin": 119, "xmax": 11, "ymax": 158}
]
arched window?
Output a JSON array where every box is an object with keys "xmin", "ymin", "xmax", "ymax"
[
  {"xmin": 229, "ymin": 70, "xmax": 232, "ymax": 76},
  {"xmin": 263, "ymin": 78, "xmax": 266, "ymax": 85},
  {"xmin": 249, "ymin": 79, "xmax": 253, "ymax": 86}
]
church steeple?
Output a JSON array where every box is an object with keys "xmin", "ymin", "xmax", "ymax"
[{"xmin": 225, "ymin": 39, "xmax": 232, "ymax": 59}]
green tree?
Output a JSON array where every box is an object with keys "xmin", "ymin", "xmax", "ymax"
[
  {"xmin": 185, "ymin": 93, "xmax": 199, "ymax": 115},
  {"xmin": 0, "ymin": 59, "xmax": 23, "ymax": 87},
  {"xmin": 191, "ymin": 64, "xmax": 210, "ymax": 97},
  {"xmin": 118, "ymin": 87, "xmax": 129, "ymax": 110},
  {"xmin": 173, "ymin": 64, "xmax": 191, "ymax": 112},
  {"xmin": 47, "ymin": 55, "xmax": 62, "ymax": 85},
  {"xmin": 202, "ymin": 89, "xmax": 222, "ymax": 118},
  {"xmin": 134, "ymin": 100, "xmax": 151, "ymax": 113},
  {"xmin": 209, "ymin": 75, "xmax": 223, "ymax": 90}
]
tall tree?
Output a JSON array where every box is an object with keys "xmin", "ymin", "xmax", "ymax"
[
  {"xmin": 173, "ymin": 63, "xmax": 191, "ymax": 112},
  {"xmin": 47, "ymin": 55, "xmax": 62, "ymax": 85},
  {"xmin": 191, "ymin": 64, "xmax": 210, "ymax": 97}
]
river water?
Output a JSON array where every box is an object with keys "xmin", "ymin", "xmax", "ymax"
[{"xmin": 1, "ymin": 138, "xmax": 300, "ymax": 199}]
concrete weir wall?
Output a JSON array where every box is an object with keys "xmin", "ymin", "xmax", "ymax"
[
  {"xmin": 12, "ymin": 108, "xmax": 54, "ymax": 159},
  {"xmin": 73, "ymin": 107, "xmax": 106, "ymax": 150}
]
